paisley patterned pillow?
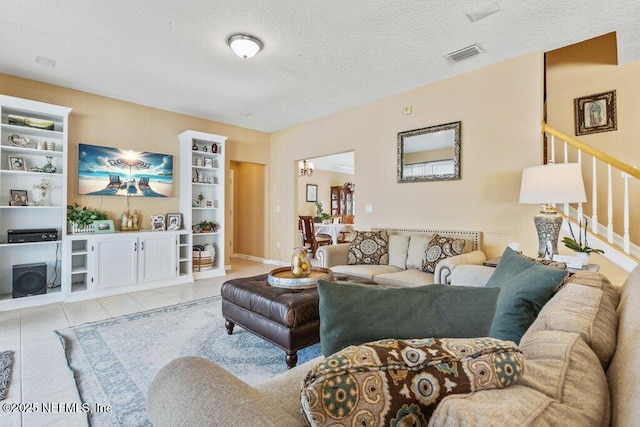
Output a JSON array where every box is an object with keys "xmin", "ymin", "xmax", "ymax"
[
  {"xmin": 347, "ymin": 230, "xmax": 389, "ymax": 265},
  {"xmin": 422, "ymin": 234, "xmax": 467, "ymax": 273},
  {"xmin": 300, "ymin": 337, "xmax": 525, "ymax": 426}
]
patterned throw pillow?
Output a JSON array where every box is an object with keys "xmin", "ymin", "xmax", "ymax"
[
  {"xmin": 300, "ymin": 337, "xmax": 525, "ymax": 426},
  {"xmin": 347, "ymin": 230, "xmax": 389, "ymax": 265},
  {"xmin": 422, "ymin": 234, "xmax": 466, "ymax": 273}
]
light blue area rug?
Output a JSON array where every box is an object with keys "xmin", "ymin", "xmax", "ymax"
[{"xmin": 56, "ymin": 295, "xmax": 321, "ymax": 426}]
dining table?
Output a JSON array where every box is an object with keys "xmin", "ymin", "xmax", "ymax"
[{"xmin": 314, "ymin": 223, "xmax": 354, "ymax": 244}]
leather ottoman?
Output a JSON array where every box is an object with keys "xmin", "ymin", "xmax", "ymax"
[{"xmin": 221, "ymin": 273, "xmax": 320, "ymax": 368}]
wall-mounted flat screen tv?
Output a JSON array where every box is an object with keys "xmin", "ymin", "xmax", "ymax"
[{"xmin": 78, "ymin": 143, "xmax": 173, "ymax": 197}]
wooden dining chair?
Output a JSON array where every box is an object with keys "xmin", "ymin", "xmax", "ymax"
[{"xmin": 298, "ymin": 216, "xmax": 332, "ymax": 257}]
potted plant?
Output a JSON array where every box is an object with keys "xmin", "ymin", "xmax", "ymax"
[
  {"xmin": 320, "ymin": 213, "xmax": 332, "ymax": 224},
  {"xmin": 67, "ymin": 203, "xmax": 108, "ymax": 232},
  {"xmin": 314, "ymin": 202, "xmax": 324, "ymax": 223},
  {"xmin": 562, "ymin": 216, "xmax": 604, "ymax": 265},
  {"xmin": 197, "ymin": 220, "xmax": 219, "ymax": 233}
]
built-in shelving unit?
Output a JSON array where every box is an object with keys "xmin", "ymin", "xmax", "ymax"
[
  {"xmin": 178, "ymin": 130, "xmax": 227, "ymax": 279},
  {"xmin": 0, "ymin": 95, "xmax": 71, "ymax": 310}
]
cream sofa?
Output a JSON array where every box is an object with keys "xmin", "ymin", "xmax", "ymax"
[
  {"xmin": 147, "ymin": 265, "xmax": 640, "ymax": 426},
  {"xmin": 316, "ymin": 228, "xmax": 487, "ymax": 286}
]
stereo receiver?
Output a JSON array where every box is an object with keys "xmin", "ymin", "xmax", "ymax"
[{"xmin": 7, "ymin": 228, "xmax": 59, "ymax": 243}]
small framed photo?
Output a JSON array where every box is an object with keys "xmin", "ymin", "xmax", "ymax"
[
  {"xmin": 204, "ymin": 158, "xmax": 213, "ymax": 168},
  {"xmin": 151, "ymin": 214, "xmax": 165, "ymax": 231},
  {"xmin": 8, "ymin": 156, "xmax": 26, "ymax": 171},
  {"xmin": 166, "ymin": 213, "xmax": 182, "ymax": 230},
  {"xmin": 306, "ymin": 184, "xmax": 318, "ymax": 202},
  {"xmin": 93, "ymin": 219, "xmax": 115, "ymax": 234},
  {"xmin": 574, "ymin": 90, "xmax": 617, "ymax": 136},
  {"xmin": 205, "ymin": 200, "xmax": 213, "ymax": 207},
  {"xmin": 10, "ymin": 189, "xmax": 28, "ymax": 206}
]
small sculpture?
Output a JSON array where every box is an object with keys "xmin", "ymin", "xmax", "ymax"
[
  {"xmin": 33, "ymin": 178, "xmax": 54, "ymax": 206},
  {"xmin": 133, "ymin": 210, "xmax": 139, "ymax": 228},
  {"xmin": 121, "ymin": 212, "xmax": 129, "ymax": 229}
]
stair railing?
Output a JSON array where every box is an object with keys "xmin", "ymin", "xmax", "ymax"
[{"xmin": 542, "ymin": 122, "xmax": 639, "ymax": 271}]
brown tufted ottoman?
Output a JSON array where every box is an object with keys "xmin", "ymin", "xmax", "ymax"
[{"xmin": 221, "ymin": 273, "xmax": 320, "ymax": 368}]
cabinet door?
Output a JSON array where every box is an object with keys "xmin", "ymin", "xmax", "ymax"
[
  {"xmin": 139, "ymin": 234, "xmax": 177, "ymax": 282},
  {"xmin": 94, "ymin": 237, "xmax": 137, "ymax": 288}
]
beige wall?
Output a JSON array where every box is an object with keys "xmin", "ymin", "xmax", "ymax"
[
  {"xmin": 0, "ymin": 73, "xmax": 270, "ymax": 265},
  {"xmin": 270, "ymin": 51, "xmax": 547, "ymax": 266},
  {"xmin": 297, "ymin": 170, "xmax": 354, "ymax": 218},
  {"xmin": 230, "ymin": 161, "xmax": 267, "ymax": 259},
  {"xmin": 546, "ymin": 33, "xmax": 638, "ymax": 284}
]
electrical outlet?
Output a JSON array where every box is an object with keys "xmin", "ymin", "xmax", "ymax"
[
  {"xmin": 403, "ymin": 105, "xmax": 412, "ymax": 115},
  {"xmin": 276, "ymin": 242, "xmax": 280, "ymax": 249}
]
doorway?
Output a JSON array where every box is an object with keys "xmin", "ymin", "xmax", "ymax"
[{"xmin": 230, "ymin": 161, "xmax": 267, "ymax": 259}]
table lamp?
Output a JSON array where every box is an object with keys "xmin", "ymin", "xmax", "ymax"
[{"xmin": 519, "ymin": 163, "xmax": 587, "ymax": 258}]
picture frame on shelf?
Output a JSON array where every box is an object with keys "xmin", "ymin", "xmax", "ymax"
[
  {"xmin": 8, "ymin": 156, "xmax": 26, "ymax": 171},
  {"xmin": 204, "ymin": 158, "xmax": 213, "ymax": 168},
  {"xmin": 574, "ymin": 90, "xmax": 617, "ymax": 136},
  {"xmin": 306, "ymin": 184, "xmax": 318, "ymax": 202},
  {"xmin": 93, "ymin": 219, "xmax": 115, "ymax": 234},
  {"xmin": 151, "ymin": 214, "xmax": 166, "ymax": 231},
  {"xmin": 166, "ymin": 213, "xmax": 182, "ymax": 230},
  {"xmin": 205, "ymin": 200, "xmax": 213, "ymax": 207},
  {"xmin": 10, "ymin": 189, "xmax": 28, "ymax": 206}
]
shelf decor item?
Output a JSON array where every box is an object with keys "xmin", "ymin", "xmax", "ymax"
[
  {"xmin": 8, "ymin": 155, "xmax": 26, "ymax": 171},
  {"xmin": 166, "ymin": 213, "xmax": 182, "ymax": 230},
  {"xmin": 9, "ymin": 189, "xmax": 28, "ymax": 206},
  {"xmin": 151, "ymin": 215, "xmax": 166, "ymax": 231},
  {"xmin": 8, "ymin": 114, "xmax": 54, "ymax": 130},
  {"xmin": 8, "ymin": 134, "xmax": 30, "ymax": 147},
  {"xmin": 33, "ymin": 178, "xmax": 54, "ymax": 206},
  {"xmin": 42, "ymin": 156, "xmax": 57, "ymax": 173},
  {"xmin": 67, "ymin": 203, "xmax": 108, "ymax": 233}
]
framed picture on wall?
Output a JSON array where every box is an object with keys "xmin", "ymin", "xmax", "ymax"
[
  {"xmin": 306, "ymin": 184, "xmax": 318, "ymax": 202},
  {"xmin": 574, "ymin": 90, "xmax": 617, "ymax": 136}
]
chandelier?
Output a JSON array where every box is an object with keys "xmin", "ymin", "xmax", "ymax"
[{"xmin": 299, "ymin": 160, "xmax": 314, "ymax": 177}]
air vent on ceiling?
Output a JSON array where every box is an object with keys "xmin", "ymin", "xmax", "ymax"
[{"xmin": 444, "ymin": 44, "xmax": 484, "ymax": 63}]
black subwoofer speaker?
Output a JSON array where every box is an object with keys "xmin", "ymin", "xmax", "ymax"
[{"xmin": 13, "ymin": 262, "xmax": 47, "ymax": 298}]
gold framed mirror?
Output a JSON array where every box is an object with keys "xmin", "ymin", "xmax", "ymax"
[{"xmin": 397, "ymin": 121, "xmax": 461, "ymax": 183}]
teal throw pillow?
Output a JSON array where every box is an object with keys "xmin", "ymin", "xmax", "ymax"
[
  {"xmin": 487, "ymin": 247, "xmax": 568, "ymax": 343},
  {"xmin": 317, "ymin": 280, "xmax": 500, "ymax": 356}
]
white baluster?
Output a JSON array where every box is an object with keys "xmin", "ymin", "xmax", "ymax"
[
  {"xmin": 563, "ymin": 142, "xmax": 569, "ymax": 214},
  {"xmin": 591, "ymin": 157, "xmax": 598, "ymax": 235},
  {"xmin": 577, "ymin": 150, "xmax": 583, "ymax": 221},
  {"xmin": 623, "ymin": 172, "xmax": 630, "ymax": 253},
  {"xmin": 550, "ymin": 135, "xmax": 556, "ymax": 164},
  {"xmin": 607, "ymin": 165, "xmax": 613, "ymax": 242}
]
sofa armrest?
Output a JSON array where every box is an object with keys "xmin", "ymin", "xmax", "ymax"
[
  {"xmin": 434, "ymin": 250, "xmax": 487, "ymax": 284},
  {"xmin": 316, "ymin": 243, "xmax": 350, "ymax": 268},
  {"xmin": 449, "ymin": 264, "xmax": 495, "ymax": 287},
  {"xmin": 147, "ymin": 357, "xmax": 300, "ymax": 427}
]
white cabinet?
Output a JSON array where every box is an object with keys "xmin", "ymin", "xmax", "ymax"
[
  {"xmin": 0, "ymin": 95, "xmax": 71, "ymax": 310},
  {"xmin": 138, "ymin": 233, "xmax": 177, "ymax": 282},
  {"xmin": 178, "ymin": 130, "xmax": 227, "ymax": 279},
  {"xmin": 94, "ymin": 236, "xmax": 138, "ymax": 288}
]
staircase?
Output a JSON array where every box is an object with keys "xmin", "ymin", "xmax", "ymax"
[{"xmin": 542, "ymin": 123, "xmax": 639, "ymax": 272}]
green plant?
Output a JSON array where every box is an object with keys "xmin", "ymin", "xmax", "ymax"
[
  {"xmin": 198, "ymin": 220, "xmax": 219, "ymax": 232},
  {"xmin": 320, "ymin": 213, "xmax": 332, "ymax": 221},
  {"xmin": 562, "ymin": 217, "xmax": 604, "ymax": 254},
  {"xmin": 314, "ymin": 202, "xmax": 323, "ymax": 217},
  {"xmin": 67, "ymin": 203, "xmax": 107, "ymax": 228}
]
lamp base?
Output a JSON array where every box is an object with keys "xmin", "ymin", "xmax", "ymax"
[{"xmin": 533, "ymin": 212, "xmax": 563, "ymax": 259}]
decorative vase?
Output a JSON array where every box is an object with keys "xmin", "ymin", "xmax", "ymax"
[
  {"xmin": 211, "ymin": 143, "xmax": 218, "ymax": 153},
  {"xmin": 575, "ymin": 252, "xmax": 589, "ymax": 267},
  {"xmin": 42, "ymin": 156, "xmax": 56, "ymax": 173},
  {"xmin": 192, "ymin": 141, "xmax": 198, "ymax": 151},
  {"xmin": 291, "ymin": 247, "xmax": 312, "ymax": 278}
]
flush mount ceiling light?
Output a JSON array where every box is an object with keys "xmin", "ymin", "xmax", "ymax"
[{"xmin": 227, "ymin": 34, "xmax": 263, "ymax": 59}]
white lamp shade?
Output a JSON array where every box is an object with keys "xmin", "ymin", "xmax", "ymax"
[
  {"xmin": 228, "ymin": 34, "xmax": 263, "ymax": 59},
  {"xmin": 519, "ymin": 163, "xmax": 587, "ymax": 204}
]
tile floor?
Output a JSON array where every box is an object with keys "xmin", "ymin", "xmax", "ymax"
[{"xmin": 0, "ymin": 257, "xmax": 274, "ymax": 427}]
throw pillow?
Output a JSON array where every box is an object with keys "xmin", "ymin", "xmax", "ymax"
[
  {"xmin": 422, "ymin": 234, "xmax": 467, "ymax": 273},
  {"xmin": 486, "ymin": 247, "xmax": 568, "ymax": 343},
  {"xmin": 388, "ymin": 234, "xmax": 410, "ymax": 269},
  {"xmin": 301, "ymin": 337, "xmax": 526, "ymax": 426},
  {"xmin": 317, "ymin": 280, "xmax": 500, "ymax": 356},
  {"xmin": 406, "ymin": 235, "xmax": 432, "ymax": 270},
  {"xmin": 347, "ymin": 230, "xmax": 389, "ymax": 265}
]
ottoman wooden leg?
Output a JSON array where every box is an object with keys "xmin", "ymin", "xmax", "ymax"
[
  {"xmin": 225, "ymin": 319, "xmax": 235, "ymax": 335},
  {"xmin": 286, "ymin": 351, "xmax": 298, "ymax": 369}
]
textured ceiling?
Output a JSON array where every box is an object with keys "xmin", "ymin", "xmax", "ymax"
[{"xmin": 1, "ymin": 1, "xmax": 639, "ymax": 133}]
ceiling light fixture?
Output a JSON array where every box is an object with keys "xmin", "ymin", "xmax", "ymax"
[{"xmin": 227, "ymin": 34, "xmax": 263, "ymax": 59}]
